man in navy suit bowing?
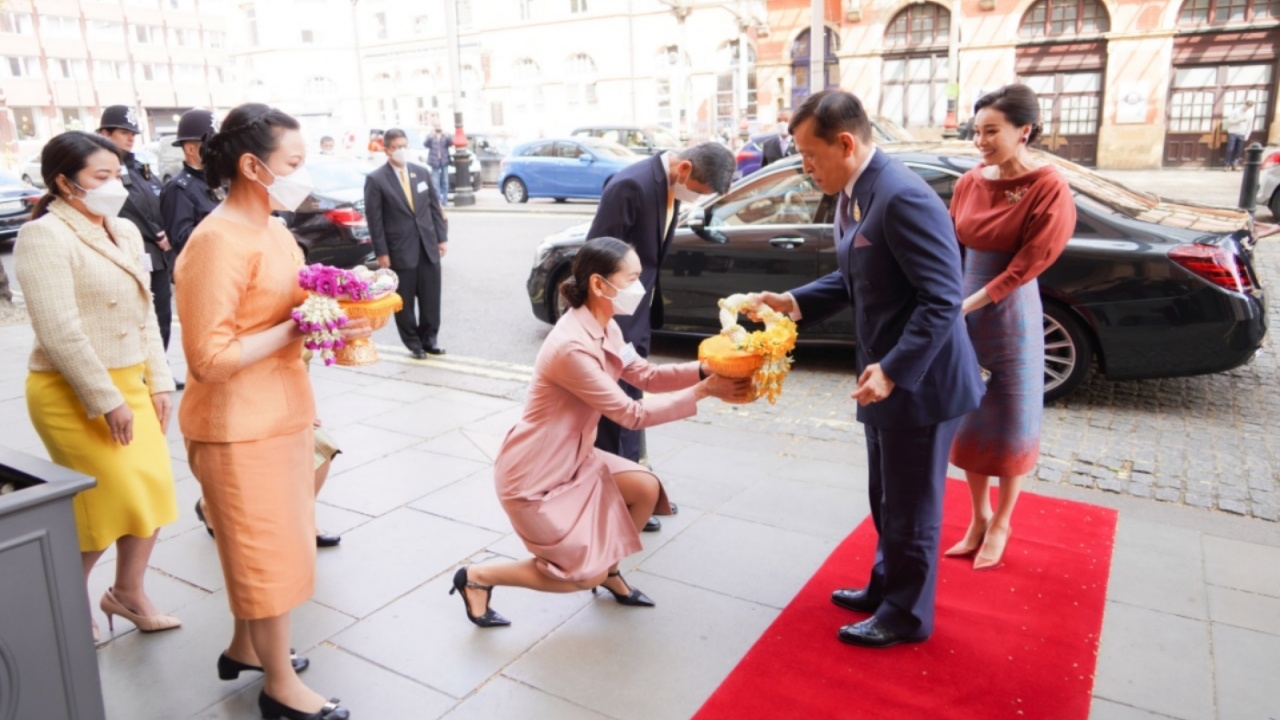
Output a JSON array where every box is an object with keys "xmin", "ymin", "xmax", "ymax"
[
  {"xmin": 365, "ymin": 128, "xmax": 450, "ymax": 359},
  {"xmin": 754, "ymin": 90, "xmax": 985, "ymax": 648},
  {"xmin": 586, "ymin": 142, "xmax": 734, "ymax": 529}
]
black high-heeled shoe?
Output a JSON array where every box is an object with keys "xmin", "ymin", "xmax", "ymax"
[
  {"xmin": 195, "ymin": 499, "xmax": 214, "ymax": 538},
  {"xmin": 217, "ymin": 649, "xmax": 310, "ymax": 680},
  {"xmin": 449, "ymin": 566, "xmax": 511, "ymax": 627},
  {"xmin": 258, "ymin": 691, "xmax": 349, "ymax": 720},
  {"xmin": 592, "ymin": 571, "xmax": 655, "ymax": 607}
]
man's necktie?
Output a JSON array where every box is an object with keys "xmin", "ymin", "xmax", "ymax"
[{"xmin": 399, "ymin": 169, "xmax": 414, "ymax": 211}]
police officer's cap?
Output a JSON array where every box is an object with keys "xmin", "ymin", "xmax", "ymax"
[
  {"xmin": 173, "ymin": 109, "xmax": 216, "ymax": 146},
  {"xmin": 98, "ymin": 105, "xmax": 141, "ymax": 134}
]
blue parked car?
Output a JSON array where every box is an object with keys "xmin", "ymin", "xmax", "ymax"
[{"xmin": 499, "ymin": 138, "xmax": 642, "ymax": 203}]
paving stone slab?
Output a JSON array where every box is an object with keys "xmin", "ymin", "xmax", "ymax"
[{"xmin": 1092, "ymin": 602, "xmax": 1214, "ymax": 720}]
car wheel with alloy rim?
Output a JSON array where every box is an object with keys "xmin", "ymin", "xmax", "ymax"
[
  {"xmin": 503, "ymin": 178, "xmax": 528, "ymax": 204},
  {"xmin": 1042, "ymin": 302, "xmax": 1092, "ymax": 402}
]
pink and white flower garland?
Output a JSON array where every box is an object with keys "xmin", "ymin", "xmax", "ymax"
[{"xmin": 291, "ymin": 264, "xmax": 372, "ymax": 366}]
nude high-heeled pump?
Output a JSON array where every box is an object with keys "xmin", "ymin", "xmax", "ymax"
[{"xmin": 99, "ymin": 587, "xmax": 181, "ymax": 633}]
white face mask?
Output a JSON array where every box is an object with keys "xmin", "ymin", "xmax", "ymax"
[
  {"xmin": 391, "ymin": 148, "xmax": 409, "ymax": 166},
  {"xmin": 73, "ymin": 178, "xmax": 129, "ymax": 218},
  {"xmin": 671, "ymin": 168, "xmax": 706, "ymax": 205},
  {"xmin": 603, "ymin": 277, "xmax": 645, "ymax": 316},
  {"xmin": 256, "ymin": 161, "xmax": 314, "ymax": 212}
]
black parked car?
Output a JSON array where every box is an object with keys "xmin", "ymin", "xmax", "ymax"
[
  {"xmin": 526, "ymin": 144, "xmax": 1266, "ymax": 401},
  {"xmin": 286, "ymin": 156, "xmax": 378, "ymax": 270},
  {"xmin": 0, "ymin": 169, "xmax": 42, "ymax": 240}
]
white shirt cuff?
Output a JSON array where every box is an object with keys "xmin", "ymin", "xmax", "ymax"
[{"xmin": 783, "ymin": 292, "xmax": 803, "ymax": 321}]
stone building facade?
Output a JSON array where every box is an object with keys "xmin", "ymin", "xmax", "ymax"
[{"xmin": 757, "ymin": 0, "xmax": 1280, "ymax": 168}]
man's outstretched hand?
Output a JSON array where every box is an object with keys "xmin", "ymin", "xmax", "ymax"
[{"xmin": 745, "ymin": 291, "xmax": 796, "ymax": 316}]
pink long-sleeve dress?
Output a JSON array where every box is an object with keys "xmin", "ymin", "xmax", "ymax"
[{"xmin": 494, "ymin": 304, "xmax": 701, "ymax": 581}]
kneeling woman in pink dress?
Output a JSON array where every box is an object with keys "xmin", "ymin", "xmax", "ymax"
[{"xmin": 453, "ymin": 237, "xmax": 749, "ymax": 626}]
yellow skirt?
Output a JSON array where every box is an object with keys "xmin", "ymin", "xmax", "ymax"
[{"xmin": 26, "ymin": 364, "xmax": 178, "ymax": 553}]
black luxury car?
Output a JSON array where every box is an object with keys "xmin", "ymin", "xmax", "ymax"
[
  {"xmin": 0, "ymin": 169, "xmax": 42, "ymax": 240},
  {"xmin": 526, "ymin": 143, "xmax": 1267, "ymax": 401},
  {"xmin": 286, "ymin": 155, "xmax": 378, "ymax": 270}
]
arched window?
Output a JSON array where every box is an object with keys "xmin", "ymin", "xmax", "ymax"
[
  {"xmin": 565, "ymin": 53, "xmax": 598, "ymax": 108},
  {"xmin": 1178, "ymin": 0, "xmax": 1280, "ymax": 25},
  {"xmin": 1019, "ymin": 0, "xmax": 1110, "ymax": 39},
  {"xmin": 885, "ymin": 2, "xmax": 950, "ymax": 49},
  {"xmin": 882, "ymin": 3, "xmax": 950, "ymax": 129},
  {"xmin": 372, "ymin": 72, "xmax": 395, "ymax": 126},
  {"xmin": 512, "ymin": 58, "xmax": 544, "ymax": 120},
  {"xmin": 716, "ymin": 40, "xmax": 757, "ymax": 134},
  {"xmin": 411, "ymin": 69, "xmax": 437, "ymax": 125},
  {"xmin": 790, "ymin": 27, "xmax": 839, "ymax": 109}
]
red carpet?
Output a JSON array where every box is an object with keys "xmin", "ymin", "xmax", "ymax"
[{"xmin": 694, "ymin": 481, "xmax": 1117, "ymax": 720}]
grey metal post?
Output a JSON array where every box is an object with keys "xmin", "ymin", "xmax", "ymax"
[{"xmin": 1238, "ymin": 142, "xmax": 1263, "ymax": 214}]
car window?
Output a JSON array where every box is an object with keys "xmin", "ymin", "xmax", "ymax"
[
  {"xmin": 650, "ymin": 128, "xmax": 679, "ymax": 147},
  {"xmin": 583, "ymin": 140, "xmax": 636, "ymax": 159},
  {"xmin": 522, "ymin": 143, "xmax": 556, "ymax": 158},
  {"xmin": 707, "ymin": 166, "xmax": 824, "ymax": 227},
  {"xmin": 557, "ymin": 142, "xmax": 584, "ymax": 159},
  {"xmin": 904, "ymin": 164, "xmax": 960, "ymax": 207},
  {"xmin": 307, "ymin": 159, "xmax": 370, "ymax": 191}
]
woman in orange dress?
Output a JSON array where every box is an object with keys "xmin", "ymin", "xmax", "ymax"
[
  {"xmin": 945, "ymin": 85, "xmax": 1076, "ymax": 569},
  {"xmin": 451, "ymin": 238, "xmax": 749, "ymax": 626},
  {"xmin": 175, "ymin": 104, "xmax": 367, "ymax": 720}
]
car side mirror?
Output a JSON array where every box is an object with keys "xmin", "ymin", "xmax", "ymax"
[{"xmin": 579, "ymin": 154, "xmax": 593, "ymax": 163}]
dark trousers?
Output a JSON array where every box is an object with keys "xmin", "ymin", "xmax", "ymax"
[
  {"xmin": 861, "ymin": 415, "xmax": 963, "ymax": 638},
  {"xmin": 1225, "ymin": 134, "xmax": 1246, "ymax": 168},
  {"xmin": 393, "ymin": 260, "xmax": 441, "ymax": 351},
  {"xmin": 594, "ymin": 380, "xmax": 643, "ymax": 462},
  {"xmin": 150, "ymin": 267, "xmax": 172, "ymax": 350}
]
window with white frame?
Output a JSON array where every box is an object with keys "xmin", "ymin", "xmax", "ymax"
[
  {"xmin": 518, "ymin": 0, "xmax": 533, "ymax": 20},
  {"xmin": 414, "ymin": 15, "xmax": 431, "ymax": 34},
  {"xmin": 40, "ymin": 16, "xmax": 81, "ymax": 39},
  {"xmin": 458, "ymin": 0, "xmax": 473, "ymax": 26},
  {"xmin": 60, "ymin": 107, "xmax": 91, "ymax": 131},
  {"xmin": 206, "ymin": 31, "xmax": 225, "ymax": 49},
  {"xmin": 653, "ymin": 45, "xmax": 690, "ymax": 129},
  {"xmin": 565, "ymin": 53, "xmax": 598, "ymax": 108},
  {"xmin": 7, "ymin": 57, "xmax": 42, "ymax": 78},
  {"xmin": 173, "ymin": 63, "xmax": 203, "ymax": 81},
  {"xmin": 1, "ymin": 12, "xmax": 34, "ymax": 34},
  {"xmin": 93, "ymin": 59, "xmax": 127, "ymax": 81},
  {"xmin": 52, "ymin": 58, "xmax": 90, "ymax": 80},
  {"xmin": 715, "ymin": 40, "xmax": 757, "ymax": 133},
  {"xmin": 169, "ymin": 27, "xmax": 191, "ymax": 46},
  {"xmin": 245, "ymin": 7, "xmax": 258, "ymax": 46},
  {"xmin": 134, "ymin": 24, "xmax": 160, "ymax": 44},
  {"xmin": 512, "ymin": 58, "xmax": 544, "ymax": 118},
  {"xmin": 570, "ymin": 0, "xmax": 587, "ymax": 13},
  {"xmin": 301, "ymin": 29, "xmax": 314, "ymax": 43},
  {"xmin": 13, "ymin": 107, "xmax": 41, "ymax": 139},
  {"xmin": 373, "ymin": 12, "xmax": 387, "ymax": 40}
]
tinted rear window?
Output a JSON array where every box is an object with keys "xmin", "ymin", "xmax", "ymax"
[{"xmin": 307, "ymin": 159, "xmax": 369, "ymax": 191}]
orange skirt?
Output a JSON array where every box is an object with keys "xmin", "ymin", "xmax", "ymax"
[{"xmin": 187, "ymin": 428, "xmax": 315, "ymax": 620}]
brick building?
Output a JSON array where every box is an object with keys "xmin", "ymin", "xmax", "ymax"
[
  {"xmin": 755, "ymin": 0, "xmax": 1280, "ymax": 168},
  {"xmin": 0, "ymin": 0, "xmax": 235, "ymax": 167}
]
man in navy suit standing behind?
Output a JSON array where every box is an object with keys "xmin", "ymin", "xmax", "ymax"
[
  {"xmin": 586, "ymin": 142, "xmax": 734, "ymax": 531},
  {"xmin": 754, "ymin": 90, "xmax": 985, "ymax": 648}
]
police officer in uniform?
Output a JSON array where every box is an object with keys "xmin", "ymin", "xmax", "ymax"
[
  {"xmin": 160, "ymin": 109, "xmax": 222, "ymax": 257},
  {"xmin": 98, "ymin": 106, "xmax": 177, "ymax": 369}
]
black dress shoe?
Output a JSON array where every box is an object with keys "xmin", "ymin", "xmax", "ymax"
[
  {"xmin": 424, "ymin": 346, "xmax": 446, "ymax": 356},
  {"xmin": 643, "ymin": 516, "xmax": 661, "ymax": 532},
  {"xmin": 837, "ymin": 617, "xmax": 927, "ymax": 649},
  {"xmin": 410, "ymin": 348, "xmax": 427, "ymax": 360},
  {"xmin": 258, "ymin": 691, "xmax": 349, "ymax": 720},
  {"xmin": 831, "ymin": 587, "xmax": 879, "ymax": 613},
  {"xmin": 194, "ymin": 499, "xmax": 214, "ymax": 539},
  {"xmin": 592, "ymin": 571, "xmax": 655, "ymax": 607},
  {"xmin": 668, "ymin": 502, "xmax": 679, "ymax": 515},
  {"xmin": 174, "ymin": 380, "xmax": 186, "ymax": 391},
  {"xmin": 316, "ymin": 532, "xmax": 342, "ymax": 548},
  {"xmin": 218, "ymin": 649, "xmax": 309, "ymax": 680}
]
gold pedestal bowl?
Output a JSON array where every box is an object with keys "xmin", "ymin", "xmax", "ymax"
[{"xmin": 335, "ymin": 293, "xmax": 403, "ymax": 366}]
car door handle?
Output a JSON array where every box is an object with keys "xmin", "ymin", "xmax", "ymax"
[{"xmin": 770, "ymin": 236, "xmax": 806, "ymax": 249}]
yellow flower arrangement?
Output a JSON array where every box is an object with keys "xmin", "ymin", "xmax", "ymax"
[{"xmin": 697, "ymin": 294, "xmax": 798, "ymax": 404}]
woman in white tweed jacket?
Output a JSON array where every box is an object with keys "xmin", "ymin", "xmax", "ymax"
[{"xmin": 16, "ymin": 131, "xmax": 180, "ymax": 642}]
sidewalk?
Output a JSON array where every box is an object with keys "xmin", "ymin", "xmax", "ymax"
[
  {"xmin": 447, "ymin": 187, "xmax": 597, "ymax": 216},
  {"xmin": 0, "ymin": 323, "xmax": 1276, "ymax": 719}
]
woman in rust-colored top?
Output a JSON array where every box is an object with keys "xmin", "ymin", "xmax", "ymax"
[
  {"xmin": 945, "ymin": 85, "xmax": 1076, "ymax": 571},
  {"xmin": 176, "ymin": 104, "xmax": 365, "ymax": 720}
]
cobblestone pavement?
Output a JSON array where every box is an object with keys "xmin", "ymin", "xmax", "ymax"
[{"xmin": 670, "ymin": 238, "xmax": 1280, "ymax": 523}]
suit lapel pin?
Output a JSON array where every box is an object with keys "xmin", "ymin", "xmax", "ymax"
[{"xmin": 853, "ymin": 202, "xmax": 862, "ymax": 223}]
